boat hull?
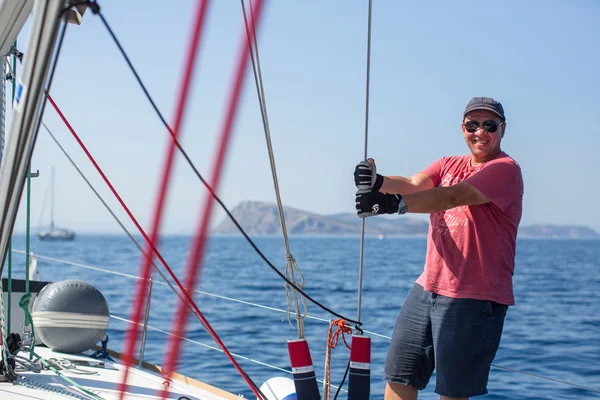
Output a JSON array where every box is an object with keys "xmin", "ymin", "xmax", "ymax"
[{"xmin": 37, "ymin": 231, "xmax": 76, "ymax": 241}]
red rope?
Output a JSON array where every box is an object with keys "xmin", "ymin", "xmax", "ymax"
[
  {"xmin": 47, "ymin": 96, "xmax": 190, "ymax": 289},
  {"xmin": 113, "ymin": 1, "xmax": 212, "ymax": 397},
  {"xmin": 159, "ymin": 0, "xmax": 266, "ymax": 398},
  {"xmin": 325, "ymin": 319, "xmax": 352, "ymax": 400},
  {"xmin": 47, "ymin": 92, "xmax": 266, "ymax": 400}
]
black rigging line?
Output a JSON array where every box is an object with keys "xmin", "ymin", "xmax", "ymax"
[
  {"xmin": 89, "ymin": 7, "xmax": 361, "ymax": 327},
  {"xmin": 333, "ymin": 360, "xmax": 350, "ymax": 400}
]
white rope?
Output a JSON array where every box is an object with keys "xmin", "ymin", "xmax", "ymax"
[
  {"xmin": 44, "ymin": 358, "xmax": 98, "ymax": 376},
  {"xmin": 241, "ymin": 0, "xmax": 307, "ymax": 338},
  {"xmin": 283, "ymin": 254, "xmax": 308, "ymax": 337},
  {"xmin": 12, "ymin": 354, "xmax": 41, "ymax": 373},
  {"xmin": 31, "ymin": 312, "xmax": 110, "ymax": 329}
]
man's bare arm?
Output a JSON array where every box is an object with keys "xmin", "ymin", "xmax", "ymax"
[
  {"xmin": 381, "ymin": 172, "xmax": 435, "ymax": 195},
  {"xmin": 402, "ymin": 181, "xmax": 489, "ymax": 213}
]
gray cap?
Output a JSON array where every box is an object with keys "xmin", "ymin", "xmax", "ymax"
[{"xmin": 463, "ymin": 97, "xmax": 505, "ymax": 121}]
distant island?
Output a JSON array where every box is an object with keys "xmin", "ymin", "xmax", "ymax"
[{"xmin": 213, "ymin": 201, "xmax": 599, "ymax": 239}]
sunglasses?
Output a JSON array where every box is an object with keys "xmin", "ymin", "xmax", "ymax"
[{"xmin": 463, "ymin": 120, "xmax": 504, "ymax": 133}]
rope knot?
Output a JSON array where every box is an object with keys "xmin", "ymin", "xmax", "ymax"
[
  {"xmin": 18, "ymin": 293, "xmax": 31, "ymax": 311},
  {"xmin": 328, "ymin": 319, "xmax": 352, "ymax": 350},
  {"xmin": 91, "ymin": 335, "xmax": 114, "ymax": 361},
  {"xmin": 282, "ymin": 252, "xmax": 307, "ymax": 337},
  {"xmin": 17, "ymin": 293, "xmax": 35, "ymax": 358}
]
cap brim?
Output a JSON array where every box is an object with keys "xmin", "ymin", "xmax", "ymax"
[{"xmin": 464, "ymin": 106, "xmax": 505, "ymax": 120}]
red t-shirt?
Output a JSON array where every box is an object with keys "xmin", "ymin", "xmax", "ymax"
[{"xmin": 415, "ymin": 151, "xmax": 524, "ymax": 305}]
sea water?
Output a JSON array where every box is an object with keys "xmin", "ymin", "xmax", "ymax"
[{"xmin": 4, "ymin": 235, "xmax": 600, "ymax": 399}]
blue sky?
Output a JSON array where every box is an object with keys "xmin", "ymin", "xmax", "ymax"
[{"xmin": 7, "ymin": 0, "xmax": 600, "ymax": 234}]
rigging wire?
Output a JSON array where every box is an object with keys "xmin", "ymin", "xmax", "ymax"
[
  {"xmin": 487, "ymin": 364, "xmax": 600, "ymax": 394},
  {"xmin": 41, "ymin": 122, "xmax": 214, "ymax": 334},
  {"xmin": 241, "ymin": 0, "xmax": 308, "ymax": 338},
  {"xmin": 95, "ymin": 8, "xmax": 359, "ymax": 326},
  {"xmin": 356, "ymin": 0, "xmax": 374, "ymax": 325}
]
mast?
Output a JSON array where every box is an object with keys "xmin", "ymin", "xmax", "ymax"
[
  {"xmin": 0, "ymin": 0, "xmax": 70, "ymax": 276},
  {"xmin": 0, "ymin": 0, "xmax": 35, "ymax": 167},
  {"xmin": 0, "ymin": 1, "xmax": 34, "ymax": 56},
  {"xmin": 0, "ymin": 0, "xmax": 33, "ymax": 165}
]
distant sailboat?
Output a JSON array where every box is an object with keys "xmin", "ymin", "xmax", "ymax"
[{"xmin": 37, "ymin": 166, "xmax": 75, "ymax": 241}]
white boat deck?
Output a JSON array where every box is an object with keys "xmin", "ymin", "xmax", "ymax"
[{"xmin": 0, "ymin": 346, "xmax": 241, "ymax": 400}]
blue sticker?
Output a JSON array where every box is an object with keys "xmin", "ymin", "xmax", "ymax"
[
  {"xmin": 15, "ymin": 82, "xmax": 23, "ymax": 105},
  {"xmin": 13, "ymin": 81, "xmax": 25, "ymax": 111}
]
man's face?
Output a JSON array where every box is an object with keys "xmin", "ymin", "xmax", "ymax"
[{"xmin": 462, "ymin": 109, "xmax": 505, "ymax": 164}]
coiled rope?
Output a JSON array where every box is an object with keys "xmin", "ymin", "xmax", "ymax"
[{"xmin": 18, "ymin": 352, "xmax": 104, "ymax": 400}]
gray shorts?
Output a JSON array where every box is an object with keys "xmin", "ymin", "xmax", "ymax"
[{"xmin": 384, "ymin": 283, "xmax": 508, "ymax": 398}]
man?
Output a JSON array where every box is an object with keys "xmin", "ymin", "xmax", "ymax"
[{"xmin": 353, "ymin": 97, "xmax": 524, "ymax": 400}]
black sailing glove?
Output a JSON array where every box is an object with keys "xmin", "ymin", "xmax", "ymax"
[
  {"xmin": 356, "ymin": 190, "xmax": 405, "ymax": 218},
  {"xmin": 354, "ymin": 160, "xmax": 384, "ymax": 192}
]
